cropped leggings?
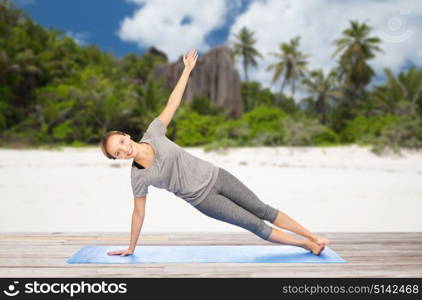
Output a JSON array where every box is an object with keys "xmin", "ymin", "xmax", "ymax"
[{"xmin": 193, "ymin": 167, "xmax": 279, "ymax": 240}]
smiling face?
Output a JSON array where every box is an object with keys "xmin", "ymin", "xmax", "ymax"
[{"xmin": 105, "ymin": 133, "xmax": 137, "ymax": 160}]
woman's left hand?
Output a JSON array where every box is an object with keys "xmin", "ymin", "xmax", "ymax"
[{"xmin": 183, "ymin": 48, "xmax": 198, "ymax": 71}]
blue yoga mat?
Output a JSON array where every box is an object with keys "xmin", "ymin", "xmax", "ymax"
[{"xmin": 66, "ymin": 245, "xmax": 346, "ymax": 264}]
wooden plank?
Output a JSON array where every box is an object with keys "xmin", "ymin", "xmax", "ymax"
[
  {"xmin": 0, "ymin": 232, "xmax": 421, "ymax": 278},
  {"xmin": 1, "ymin": 265, "xmax": 421, "ymax": 278},
  {"xmin": 1, "ymin": 232, "xmax": 421, "ymax": 239}
]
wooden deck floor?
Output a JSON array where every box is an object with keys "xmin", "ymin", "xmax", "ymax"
[{"xmin": 0, "ymin": 232, "xmax": 421, "ymax": 278}]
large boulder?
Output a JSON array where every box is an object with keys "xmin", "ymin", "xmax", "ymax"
[
  {"xmin": 151, "ymin": 45, "xmax": 243, "ymax": 118},
  {"xmin": 146, "ymin": 46, "xmax": 168, "ymax": 61}
]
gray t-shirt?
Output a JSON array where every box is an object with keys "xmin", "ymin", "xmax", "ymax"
[{"xmin": 130, "ymin": 117, "xmax": 219, "ymax": 207}]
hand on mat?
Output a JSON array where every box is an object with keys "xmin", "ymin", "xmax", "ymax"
[
  {"xmin": 183, "ymin": 48, "xmax": 198, "ymax": 71},
  {"xmin": 107, "ymin": 248, "xmax": 134, "ymax": 257}
]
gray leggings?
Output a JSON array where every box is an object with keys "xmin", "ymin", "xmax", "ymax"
[{"xmin": 193, "ymin": 167, "xmax": 279, "ymax": 240}]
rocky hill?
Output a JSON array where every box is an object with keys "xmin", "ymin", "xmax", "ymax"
[{"xmin": 150, "ymin": 46, "xmax": 243, "ymax": 118}]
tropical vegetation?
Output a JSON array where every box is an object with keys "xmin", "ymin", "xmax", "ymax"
[{"xmin": 1, "ymin": 0, "xmax": 421, "ymax": 155}]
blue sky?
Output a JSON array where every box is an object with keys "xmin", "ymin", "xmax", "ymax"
[
  {"xmin": 12, "ymin": 0, "xmax": 422, "ymax": 95},
  {"xmin": 12, "ymin": 0, "xmax": 162, "ymax": 57},
  {"xmin": 12, "ymin": 0, "xmax": 252, "ymax": 58}
]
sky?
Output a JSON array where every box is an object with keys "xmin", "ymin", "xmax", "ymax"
[{"xmin": 12, "ymin": 0, "xmax": 422, "ymax": 96}]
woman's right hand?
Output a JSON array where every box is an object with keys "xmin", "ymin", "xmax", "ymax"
[{"xmin": 107, "ymin": 248, "xmax": 134, "ymax": 257}]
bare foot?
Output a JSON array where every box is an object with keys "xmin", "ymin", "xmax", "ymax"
[
  {"xmin": 311, "ymin": 235, "xmax": 330, "ymax": 247},
  {"xmin": 303, "ymin": 240, "xmax": 325, "ymax": 255}
]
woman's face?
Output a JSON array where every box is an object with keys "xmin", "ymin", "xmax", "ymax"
[{"xmin": 106, "ymin": 133, "xmax": 136, "ymax": 160}]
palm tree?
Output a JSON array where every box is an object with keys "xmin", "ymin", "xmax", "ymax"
[
  {"xmin": 332, "ymin": 20, "xmax": 383, "ymax": 91},
  {"xmin": 371, "ymin": 68, "xmax": 422, "ymax": 116},
  {"xmin": 230, "ymin": 26, "xmax": 263, "ymax": 111},
  {"xmin": 266, "ymin": 36, "xmax": 309, "ymax": 98},
  {"xmin": 301, "ymin": 69, "xmax": 340, "ymax": 124}
]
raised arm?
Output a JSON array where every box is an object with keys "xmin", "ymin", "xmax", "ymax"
[{"xmin": 157, "ymin": 48, "xmax": 198, "ymax": 128}]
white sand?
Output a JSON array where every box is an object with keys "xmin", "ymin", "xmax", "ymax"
[{"xmin": 0, "ymin": 145, "xmax": 421, "ymax": 233}]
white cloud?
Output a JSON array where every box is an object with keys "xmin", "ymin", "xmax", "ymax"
[
  {"xmin": 65, "ymin": 31, "xmax": 90, "ymax": 46},
  {"xmin": 117, "ymin": 0, "xmax": 421, "ymax": 99},
  {"xmin": 229, "ymin": 0, "xmax": 422, "ymax": 96},
  {"xmin": 118, "ymin": 0, "xmax": 242, "ymax": 61}
]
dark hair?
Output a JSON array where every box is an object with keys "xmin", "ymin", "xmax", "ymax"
[{"xmin": 100, "ymin": 130, "xmax": 126, "ymax": 160}]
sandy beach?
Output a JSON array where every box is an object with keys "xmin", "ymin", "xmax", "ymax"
[{"xmin": 0, "ymin": 145, "xmax": 421, "ymax": 233}]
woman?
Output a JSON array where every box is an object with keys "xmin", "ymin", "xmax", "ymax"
[{"xmin": 101, "ymin": 49, "xmax": 330, "ymax": 257}]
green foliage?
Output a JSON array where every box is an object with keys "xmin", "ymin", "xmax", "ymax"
[
  {"xmin": 281, "ymin": 115, "xmax": 327, "ymax": 146},
  {"xmin": 276, "ymin": 94, "xmax": 300, "ymax": 115},
  {"xmin": 52, "ymin": 120, "xmax": 72, "ymax": 141},
  {"xmin": 0, "ymin": 99, "xmax": 7, "ymax": 130},
  {"xmin": 370, "ymin": 68, "xmax": 422, "ymax": 116},
  {"xmin": 0, "ymin": 118, "xmax": 44, "ymax": 146},
  {"xmin": 241, "ymin": 81, "xmax": 271, "ymax": 112},
  {"xmin": 190, "ymin": 95, "xmax": 224, "ymax": 116},
  {"xmin": 118, "ymin": 52, "xmax": 166, "ymax": 83},
  {"xmin": 31, "ymin": 69, "xmax": 133, "ymax": 143},
  {"xmin": 313, "ymin": 127, "xmax": 340, "ymax": 145},
  {"xmin": 203, "ymin": 106, "xmax": 287, "ymax": 150},
  {"xmin": 240, "ymin": 81, "xmax": 300, "ymax": 116},
  {"xmin": 173, "ymin": 106, "xmax": 224, "ymax": 146},
  {"xmin": 341, "ymin": 114, "xmax": 399, "ymax": 143},
  {"xmin": 369, "ymin": 115, "xmax": 422, "ymax": 155},
  {"xmin": 242, "ymin": 106, "xmax": 286, "ymax": 145}
]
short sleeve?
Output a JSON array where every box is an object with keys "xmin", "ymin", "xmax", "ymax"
[
  {"xmin": 131, "ymin": 174, "xmax": 149, "ymax": 198},
  {"xmin": 145, "ymin": 117, "xmax": 167, "ymax": 137}
]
